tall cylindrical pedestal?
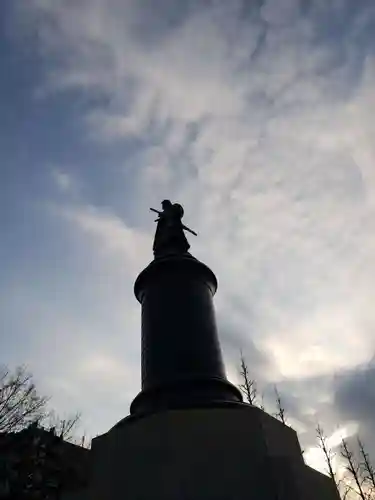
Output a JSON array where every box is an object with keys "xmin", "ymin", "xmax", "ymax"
[{"xmin": 130, "ymin": 255, "xmax": 242, "ymax": 414}]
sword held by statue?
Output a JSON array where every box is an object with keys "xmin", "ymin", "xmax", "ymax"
[{"xmin": 150, "ymin": 208, "xmax": 198, "ymax": 236}]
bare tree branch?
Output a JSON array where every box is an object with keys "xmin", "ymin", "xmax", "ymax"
[
  {"xmin": 238, "ymin": 352, "xmax": 258, "ymax": 405},
  {"xmin": 357, "ymin": 437, "xmax": 375, "ymax": 497},
  {"xmin": 0, "ymin": 365, "xmax": 83, "ymax": 445},
  {"xmin": 316, "ymin": 424, "xmax": 342, "ymax": 494},
  {"xmin": 0, "ymin": 366, "xmax": 48, "ymax": 433},
  {"xmin": 274, "ymin": 386, "xmax": 287, "ymax": 425},
  {"xmin": 341, "ymin": 438, "xmax": 367, "ymax": 500},
  {"xmin": 46, "ymin": 411, "xmax": 81, "ymax": 442},
  {"xmin": 259, "ymin": 392, "xmax": 266, "ymax": 412}
]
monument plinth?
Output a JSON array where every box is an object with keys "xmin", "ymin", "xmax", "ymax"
[
  {"xmin": 130, "ymin": 254, "xmax": 242, "ymax": 415},
  {"xmin": 76, "ymin": 200, "xmax": 340, "ymax": 500}
]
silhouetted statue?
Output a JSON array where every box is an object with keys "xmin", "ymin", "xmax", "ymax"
[{"xmin": 151, "ymin": 200, "xmax": 197, "ymax": 258}]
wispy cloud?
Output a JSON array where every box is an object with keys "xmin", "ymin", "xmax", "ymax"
[
  {"xmin": 7, "ymin": 0, "xmax": 375, "ymax": 460},
  {"xmin": 58, "ymin": 204, "xmax": 149, "ymax": 268},
  {"xmin": 51, "ymin": 168, "xmax": 75, "ymax": 193},
  {"xmin": 304, "ymin": 422, "xmax": 358, "ymax": 475}
]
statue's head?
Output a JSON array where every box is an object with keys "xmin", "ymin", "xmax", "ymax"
[{"xmin": 161, "ymin": 199, "xmax": 172, "ymax": 209}]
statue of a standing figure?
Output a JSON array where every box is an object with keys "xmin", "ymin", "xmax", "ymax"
[{"xmin": 151, "ymin": 200, "xmax": 197, "ymax": 258}]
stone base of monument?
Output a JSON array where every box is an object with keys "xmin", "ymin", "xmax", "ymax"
[{"xmin": 79, "ymin": 405, "xmax": 339, "ymax": 500}]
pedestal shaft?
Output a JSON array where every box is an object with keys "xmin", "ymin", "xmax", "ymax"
[{"xmin": 131, "ymin": 256, "xmax": 241, "ymax": 414}]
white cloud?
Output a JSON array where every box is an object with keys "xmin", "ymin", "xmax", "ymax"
[
  {"xmin": 59, "ymin": 204, "xmax": 150, "ymax": 269},
  {"xmin": 51, "ymin": 168, "xmax": 74, "ymax": 193},
  {"xmin": 13, "ymin": 0, "xmax": 375, "ymax": 446},
  {"xmin": 304, "ymin": 422, "xmax": 358, "ymax": 476},
  {"xmin": 79, "ymin": 353, "xmax": 132, "ymax": 383}
]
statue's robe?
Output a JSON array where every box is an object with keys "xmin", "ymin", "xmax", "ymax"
[{"xmin": 153, "ymin": 204, "xmax": 190, "ymax": 258}]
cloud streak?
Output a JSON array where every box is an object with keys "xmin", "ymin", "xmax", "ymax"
[{"xmin": 7, "ymin": 0, "xmax": 375, "ymax": 466}]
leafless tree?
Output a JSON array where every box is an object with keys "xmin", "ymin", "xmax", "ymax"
[
  {"xmin": 274, "ymin": 386, "xmax": 287, "ymax": 425},
  {"xmin": 47, "ymin": 410, "xmax": 82, "ymax": 443},
  {"xmin": 316, "ymin": 424, "xmax": 348, "ymax": 498},
  {"xmin": 341, "ymin": 438, "xmax": 368, "ymax": 500},
  {"xmin": 259, "ymin": 392, "xmax": 266, "ymax": 412},
  {"xmin": 0, "ymin": 365, "xmax": 83, "ymax": 445},
  {"xmin": 0, "ymin": 366, "xmax": 87, "ymax": 497},
  {"xmin": 0, "ymin": 366, "xmax": 48, "ymax": 433},
  {"xmin": 238, "ymin": 353, "xmax": 258, "ymax": 405},
  {"xmin": 357, "ymin": 437, "xmax": 375, "ymax": 498}
]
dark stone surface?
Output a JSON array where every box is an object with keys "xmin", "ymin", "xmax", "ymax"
[
  {"xmin": 87, "ymin": 406, "xmax": 341, "ymax": 500},
  {"xmin": 130, "ymin": 254, "xmax": 242, "ymax": 415}
]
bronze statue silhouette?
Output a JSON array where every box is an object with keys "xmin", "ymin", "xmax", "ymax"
[{"xmin": 151, "ymin": 200, "xmax": 197, "ymax": 258}]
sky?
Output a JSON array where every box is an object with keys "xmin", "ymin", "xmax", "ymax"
[{"xmin": 1, "ymin": 0, "xmax": 375, "ymax": 478}]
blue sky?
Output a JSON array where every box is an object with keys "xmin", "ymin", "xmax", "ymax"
[{"xmin": 2, "ymin": 0, "xmax": 375, "ymax": 474}]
